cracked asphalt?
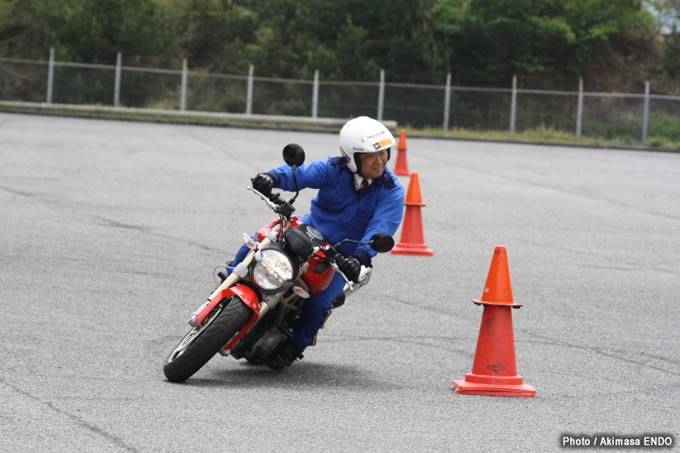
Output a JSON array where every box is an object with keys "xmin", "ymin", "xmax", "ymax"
[{"xmin": 1, "ymin": 112, "xmax": 679, "ymax": 452}]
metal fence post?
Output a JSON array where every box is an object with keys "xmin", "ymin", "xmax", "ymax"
[
  {"xmin": 114, "ymin": 52, "xmax": 122, "ymax": 107},
  {"xmin": 576, "ymin": 78, "xmax": 584, "ymax": 137},
  {"xmin": 246, "ymin": 64, "xmax": 254, "ymax": 114},
  {"xmin": 180, "ymin": 58, "xmax": 188, "ymax": 111},
  {"xmin": 377, "ymin": 69, "xmax": 385, "ymax": 121},
  {"xmin": 46, "ymin": 47, "xmax": 55, "ymax": 104},
  {"xmin": 443, "ymin": 72, "xmax": 451, "ymax": 131},
  {"xmin": 642, "ymin": 80, "xmax": 650, "ymax": 142},
  {"xmin": 510, "ymin": 75, "xmax": 517, "ymax": 134},
  {"xmin": 312, "ymin": 69, "xmax": 319, "ymax": 118}
]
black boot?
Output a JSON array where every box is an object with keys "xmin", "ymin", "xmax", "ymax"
[
  {"xmin": 331, "ymin": 291, "xmax": 346, "ymax": 309},
  {"xmin": 267, "ymin": 341, "xmax": 306, "ymax": 370}
]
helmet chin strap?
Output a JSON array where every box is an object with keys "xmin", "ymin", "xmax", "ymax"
[{"xmin": 354, "ymin": 155, "xmax": 363, "ymax": 175}]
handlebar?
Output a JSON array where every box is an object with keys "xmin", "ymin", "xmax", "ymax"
[
  {"xmin": 311, "ymin": 244, "xmax": 361, "ymax": 289},
  {"xmin": 247, "ymin": 186, "xmax": 290, "ymax": 212},
  {"xmin": 248, "ymin": 185, "xmax": 380, "ymax": 290},
  {"xmin": 247, "ymin": 186, "xmax": 296, "ymax": 241},
  {"xmin": 330, "ymin": 259, "xmax": 355, "ymax": 289}
]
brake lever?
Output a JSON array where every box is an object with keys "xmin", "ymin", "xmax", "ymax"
[
  {"xmin": 310, "ymin": 244, "xmax": 353, "ymax": 289},
  {"xmin": 330, "ymin": 261, "xmax": 354, "ymax": 290},
  {"xmin": 247, "ymin": 186, "xmax": 281, "ymax": 211}
]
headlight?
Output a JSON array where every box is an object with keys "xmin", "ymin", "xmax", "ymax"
[{"xmin": 252, "ymin": 248, "xmax": 295, "ymax": 291}]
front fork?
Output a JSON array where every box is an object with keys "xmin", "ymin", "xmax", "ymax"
[
  {"xmin": 190, "ymin": 237, "xmax": 273, "ymax": 327},
  {"xmin": 186, "ymin": 238, "xmax": 275, "ymax": 353},
  {"xmin": 188, "ymin": 237, "xmax": 310, "ymax": 353}
]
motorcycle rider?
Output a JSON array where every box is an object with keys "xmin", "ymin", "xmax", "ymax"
[{"xmin": 233, "ymin": 116, "xmax": 405, "ymax": 369}]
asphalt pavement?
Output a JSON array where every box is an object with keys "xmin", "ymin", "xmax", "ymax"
[{"xmin": 1, "ymin": 112, "xmax": 678, "ymax": 452}]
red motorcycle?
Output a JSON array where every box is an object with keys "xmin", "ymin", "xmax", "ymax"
[{"xmin": 163, "ymin": 144, "xmax": 394, "ymax": 382}]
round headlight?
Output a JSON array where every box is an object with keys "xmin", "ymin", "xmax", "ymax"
[{"xmin": 252, "ymin": 248, "xmax": 295, "ymax": 291}]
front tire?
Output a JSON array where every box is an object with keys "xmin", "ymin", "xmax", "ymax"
[{"xmin": 163, "ymin": 297, "xmax": 252, "ymax": 383}]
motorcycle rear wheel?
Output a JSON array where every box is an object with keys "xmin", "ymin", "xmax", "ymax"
[{"xmin": 163, "ymin": 297, "xmax": 252, "ymax": 383}]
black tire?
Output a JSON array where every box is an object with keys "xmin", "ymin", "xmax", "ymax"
[{"xmin": 163, "ymin": 297, "xmax": 252, "ymax": 383}]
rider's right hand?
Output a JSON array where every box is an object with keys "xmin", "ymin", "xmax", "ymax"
[
  {"xmin": 252, "ymin": 173, "xmax": 274, "ymax": 197},
  {"xmin": 336, "ymin": 254, "xmax": 361, "ymax": 283}
]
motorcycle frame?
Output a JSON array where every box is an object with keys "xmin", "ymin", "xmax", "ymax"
[{"xmin": 189, "ymin": 216, "xmax": 372, "ymax": 357}]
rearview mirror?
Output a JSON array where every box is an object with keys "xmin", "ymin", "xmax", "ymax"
[
  {"xmin": 283, "ymin": 143, "xmax": 305, "ymax": 168},
  {"xmin": 370, "ymin": 233, "xmax": 394, "ymax": 253}
]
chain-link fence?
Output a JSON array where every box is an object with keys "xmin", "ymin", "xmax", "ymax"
[{"xmin": 2, "ymin": 49, "xmax": 679, "ymax": 144}]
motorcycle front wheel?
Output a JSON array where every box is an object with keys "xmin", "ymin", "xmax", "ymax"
[{"xmin": 163, "ymin": 297, "xmax": 252, "ymax": 383}]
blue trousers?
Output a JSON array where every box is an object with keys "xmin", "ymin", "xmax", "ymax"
[{"xmin": 228, "ymin": 242, "xmax": 345, "ymax": 347}]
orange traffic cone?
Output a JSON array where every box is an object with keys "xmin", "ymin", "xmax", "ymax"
[
  {"xmin": 452, "ymin": 246, "xmax": 536, "ymax": 397},
  {"xmin": 393, "ymin": 129, "xmax": 410, "ymax": 176},
  {"xmin": 391, "ymin": 172, "xmax": 433, "ymax": 256}
]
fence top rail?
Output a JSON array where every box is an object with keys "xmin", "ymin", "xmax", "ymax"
[
  {"xmin": 387, "ymin": 81, "xmax": 445, "ymax": 90},
  {"xmin": 453, "ymin": 86, "xmax": 510, "ymax": 94},
  {"xmin": 254, "ymin": 75, "xmax": 313, "ymax": 84},
  {"xmin": 517, "ymin": 88, "xmax": 574, "ymax": 96},
  {"xmin": 57, "ymin": 62, "xmax": 184, "ymax": 75},
  {"xmin": 0, "ymin": 57, "xmax": 47, "ymax": 65},
  {"xmin": 319, "ymin": 80, "xmax": 380, "ymax": 87},
  {"xmin": 317, "ymin": 81, "xmax": 508, "ymax": 91},
  {"xmin": 189, "ymin": 71, "xmax": 248, "ymax": 81},
  {"xmin": 650, "ymin": 94, "xmax": 680, "ymax": 101},
  {"xmin": 55, "ymin": 61, "xmax": 115, "ymax": 70},
  {"xmin": 584, "ymin": 92, "xmax": 646, "ymax": 99},
  {"xmin": 122, "ymin": 66, "xmax": 182, "ymax": 76},
  {"xmin": 3, "ymin": 55, "xmax": 680, "ymax": 101}
]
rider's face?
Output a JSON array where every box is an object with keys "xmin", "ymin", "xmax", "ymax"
[{"xmin": 358, "ymin": 150, "xmax": 388, "ymax": 179}]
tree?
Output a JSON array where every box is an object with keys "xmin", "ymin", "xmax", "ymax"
[
  {"xmin": 431, "ymin": 0, "xmax": 652, "ymax": 84},
  {"xmin": 645, "ymin": 0, "xmax": 680, "ymax": 33}
]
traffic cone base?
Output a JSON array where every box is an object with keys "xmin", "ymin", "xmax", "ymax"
[
  {"xmin": 391, "ymin": 242, "xmax": 434, "ymax": 256},
  {"xmin": 462, "ymin": 371, "xmax": 524, "ymax": 385},
  {"xmin": 452, "ymin": 379, "xmax": 536, "ymax": 398}
]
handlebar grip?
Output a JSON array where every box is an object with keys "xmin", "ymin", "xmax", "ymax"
[{"xmin": 269, "ymin": 192, "xmax": 283, "ymax": 205}]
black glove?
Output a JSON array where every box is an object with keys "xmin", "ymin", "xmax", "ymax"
[
  {"xmin": 336, "ymin": 254, "xmax": 361, "ymax": 283},
  {"xmin": 252, "ymin": 173, "xmax": 274, "ymax": 197}
]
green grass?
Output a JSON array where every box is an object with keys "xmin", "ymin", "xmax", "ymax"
[{"xmin": 411, "ymin": 125, "xmax": 680, "ymax": 150}]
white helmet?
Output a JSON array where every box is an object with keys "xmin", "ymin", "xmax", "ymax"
[{"xmin": 339, "ymin": 116, "xmax": 395, "ymax": 174}]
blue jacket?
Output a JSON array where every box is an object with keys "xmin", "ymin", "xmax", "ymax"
[{"xmin": 268, "ymin": 157, "xmax": 405, "ymax": 265}]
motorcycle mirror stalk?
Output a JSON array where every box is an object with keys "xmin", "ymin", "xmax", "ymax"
[
  {"xmin": 283, "ymin": 143, "xmax": 305, "ymax": 204},
  {"xmin": 332, "ymin": 233, "xmax": 395, "ymax": 254}
]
